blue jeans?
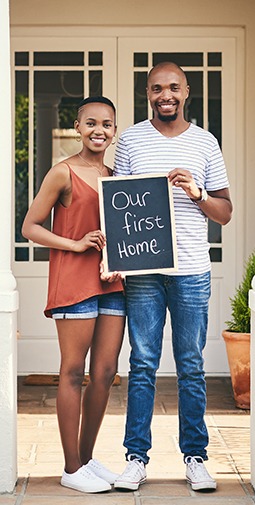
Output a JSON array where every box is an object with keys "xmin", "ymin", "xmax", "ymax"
[{"xmin": 124, "ymin": 272, "xmax": 211, "ymax": 464}]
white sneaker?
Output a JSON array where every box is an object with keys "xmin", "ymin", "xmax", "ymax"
[
  {"xmin": 61, "ymin": 465, "xmax": 111, "ymax": 493},
  {"xmin": 185, "ymin": 456, "xmax": 217, "ymax": 491},
  {"xmin": 114, "ymin": 456, "xmax": 147, "ymax": 491},
  {"xmin": 86, "ymin": 459, "xmax": 119, "ymax": 484}
]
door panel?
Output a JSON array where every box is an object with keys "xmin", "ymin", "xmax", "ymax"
[
  {"xmin": 12, "ymin": 38, "xmax": 117, "ymax": 373},
  {"xmin": 117, "ymin": 37, "xmax": 237, "ymax": 373}
]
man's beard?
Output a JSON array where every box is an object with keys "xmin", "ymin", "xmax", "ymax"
[{"xmin": 157, "ymin": 112, "xmax": 178, "ymax": 122}]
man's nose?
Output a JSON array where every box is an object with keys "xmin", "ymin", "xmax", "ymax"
[{"xmin": 161, "ymin": 88, "xmax": 173, "ymax": 100}]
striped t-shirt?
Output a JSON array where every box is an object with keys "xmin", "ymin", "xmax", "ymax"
[{"xmin": 114, "ymin": 120, "xmax": 230, "ymax": 275}]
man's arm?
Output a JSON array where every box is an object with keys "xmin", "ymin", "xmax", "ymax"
[
  {"xmin": 196, "ymin": 188, "xmax": 232, "ymax": 225},
  {"xmin": 168, "ymin": 168, "xmax": 233, "ymax": 225}
]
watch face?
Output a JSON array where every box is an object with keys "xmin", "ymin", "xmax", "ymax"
[{"xmin": 202, "ymin": 189, "xmax": 208, "ymax": 201}]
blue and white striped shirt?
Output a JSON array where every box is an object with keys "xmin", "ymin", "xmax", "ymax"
[{"xmin": 114, "ymin": 120, "xmax": 229, "ymax": 275}]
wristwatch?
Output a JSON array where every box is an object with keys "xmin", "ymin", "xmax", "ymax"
[{"xmin": 192, "ymin": 188, "xmax": 208, "ymax": 202}]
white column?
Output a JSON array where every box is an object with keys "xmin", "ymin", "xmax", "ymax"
[
  {"xmin": 0, "ymin": 0, "xmax": 19, "ymax": 493},
  {"xmin": 250, "ymin": 276, "xmax": 255, "ymax": 489}
]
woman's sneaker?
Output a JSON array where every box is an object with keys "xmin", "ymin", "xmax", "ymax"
[
  {"xmin": 86, "ymin": 459, "xmax": 119, "ymax": 484},
  {"xmin": 61, "ymin": 465, "xmax": 111, "ymax": 493},
  {"xmin": 185, "ymin": 456, "xmax": 217, "ymax": 491},
  {"xmin": 114, "ymin": 456, "xmax": 147, "ymax": 491}
]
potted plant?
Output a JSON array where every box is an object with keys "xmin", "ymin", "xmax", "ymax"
[{"xmin": 222, "ymin": 250, "xmax": 255, "ymax": 410}]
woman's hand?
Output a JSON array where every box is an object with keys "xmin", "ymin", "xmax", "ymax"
[{"xmin": 72, "ymin": 230, "xmax": 106, "ymax": 253}]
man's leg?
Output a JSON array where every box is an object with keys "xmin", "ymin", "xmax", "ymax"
[
  {"xmin": 167, "ymin": 272, "xmax": 210, "ymax": 459},
  {"xmin": 167, "ymin": 272, "xmax": 216, "ymax": 491},
  {"xmin": 115, "ymin": 274, "xmax": 166, "ymax": 490}
]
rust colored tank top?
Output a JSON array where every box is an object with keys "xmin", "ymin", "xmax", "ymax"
[{"xmin": 44, "ymin": 166, "xmax": 123, "ymax": 317}]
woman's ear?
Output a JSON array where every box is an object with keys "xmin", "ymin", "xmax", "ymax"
[{"xmin": 74, "ymin": 119, "xmax": 80, "ymax": 133}]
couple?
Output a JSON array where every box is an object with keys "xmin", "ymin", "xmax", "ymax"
[{"xmin": 22, "ymin": 61, "xmax": 232, "ymax": 494}]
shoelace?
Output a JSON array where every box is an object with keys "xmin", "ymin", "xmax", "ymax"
[
  {"xmin": 186, "ymin": 456, "xmax": 211, "ymax": 480},
  {"xmin": 125, "ymin": 459, "xmax": 144, "ymax": 477},
  {"xmin": 80, "ymin": 466, "xmax": 98, "ymax": 480}
]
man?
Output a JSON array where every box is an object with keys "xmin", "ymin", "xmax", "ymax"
[{"xmin": 113, "ymin": 61, "xmax": 232, "ymax": 492}]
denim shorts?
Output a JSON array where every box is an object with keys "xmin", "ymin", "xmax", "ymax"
[{"xmin": 51, "ymin": 291, "xmax": 126, "ymax": 319}]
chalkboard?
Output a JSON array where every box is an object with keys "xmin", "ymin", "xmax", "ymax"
[{"xmin": 98, "ymin": 174, "xmax": 178, "ymax": 275}]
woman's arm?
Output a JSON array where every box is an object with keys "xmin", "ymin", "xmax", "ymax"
[{"xmin": 22, "ymin": 164, "xmax": 105, "ymax": 253}]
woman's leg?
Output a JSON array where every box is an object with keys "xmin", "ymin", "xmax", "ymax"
[
  {"xmin": 79, "ymin": 314, "xmax": 125, "ymax": 464},
  {"xmin": 56, "ymin": 318, "xmax": 95, "ymax": 473}
]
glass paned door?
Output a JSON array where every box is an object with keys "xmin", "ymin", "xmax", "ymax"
[
  {"xmin": 118, "ymin": 39, "xmax": 235, "ymax": 268},
  {"xmin": 117, "ymin": 36, "xmax": 236, "ymax": 373},
  {"xmin": 13, "ymin": 39, "xmax": 116, "ymax": 271}
]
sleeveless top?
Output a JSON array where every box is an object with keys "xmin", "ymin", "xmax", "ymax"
[{"xmin": 44, "ymin": 165, "xmax": 124, "ymax": 317}]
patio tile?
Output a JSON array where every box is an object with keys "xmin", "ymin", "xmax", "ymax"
[
  {"xmin": 140, "ymin": 498, "xmax": 255, "ymax": 505},
  {"xmin": 139, "ymin": 480, "xmax": 190, "ymax": 496}
]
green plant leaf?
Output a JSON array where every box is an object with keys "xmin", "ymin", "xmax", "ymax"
[{"xmin": 225, "ymin": 251, "xmax": 255, "ymax": 333}]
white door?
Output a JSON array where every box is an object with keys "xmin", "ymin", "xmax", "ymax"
[
  {"xmin": 13, "ymin": 33, "xmax": 240, "ymax": 375},
  {"xmin": 12, "ymin": 37, "xmax": 117, "ymax": 373},
  {"xmin": 117, "ymin": 37, "xmax": 237, "ymax": 374}
]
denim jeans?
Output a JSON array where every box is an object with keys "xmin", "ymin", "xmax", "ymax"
[{"xmin": 124, "ymin": 272, "xmax": 211, "ymax": 464}]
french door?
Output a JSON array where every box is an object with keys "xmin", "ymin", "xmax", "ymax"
[{"xmin": 12, "ymin": 34, "xmax": 238, "ymax": 374}]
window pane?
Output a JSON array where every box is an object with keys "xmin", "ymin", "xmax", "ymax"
[
  {"xmin": 134, "ymin": 71, "xmax": 147, "ymax": 124},
  {"xmin": 34, "ymin": 247, "xmax": 50, "ymax": 261},
  {"xmin": 15, "ymin": 52, "xmax": 29, "ymax": 66},
  {"xmin": 89, "ymin": 70, "xmax": 102, "ymax": 96},
  {"xmin": 209, "ymin": 248, "xmax": 222, "ymax": 262},
  {"xmin": 208, "ymin": 53, "xmax": 222, "ymax": 66},
  {"xmin": 208, "ymin": 71, "xmax": 222, "ymax": 146},
  {"xmin": 15, "ymin": 71, "xmax": 29, "ymax": 243},
  {"xmin": 34, "ymin": 52, "xmax": 84, "ymax": 66},
  {"xmin": 15, "ymin": 248, "xmax": 29, "ymax": 261},
  {"xmin": 208, "ymin": 220, "xmax": 222, "ymax": 243},
  {"xmin": 89, "ymin": 52, "xmax": 103, "ymax": 66},
  {"xmin": 134, "ymin": 53, "xmax": 148, "ymax": 67},
  {"xmin": 34, "ymin": 70, "xmax": 83, "ymax": 233},
  {"xmin": 153, "ymin": 53, "xmax": 203, "ymax": 67},
  {"xmin": 34, "ymin": 69, "xmax": 83, "ymax": 185},
  {"xmin": 185, "ymin": 71, "xmax": 203, "ymax": 128}
]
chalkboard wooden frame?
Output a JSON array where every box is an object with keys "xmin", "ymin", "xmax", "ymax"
[{"xmin": 98, "ymin": 174, "xmax": 178, "ymax": 276}]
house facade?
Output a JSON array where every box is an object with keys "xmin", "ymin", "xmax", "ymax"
[{"xmin": 1, "ymin": 0, "xmax": 255, "ymax": 492}]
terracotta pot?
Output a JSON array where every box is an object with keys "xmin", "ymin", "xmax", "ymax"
[{"xmin": 222, "ymin": 330, "xmax": 250, "ymax": 409}]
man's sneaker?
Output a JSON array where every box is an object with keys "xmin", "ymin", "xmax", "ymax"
[
  {"xmin": 86, "ymin": 458, "xmax": 119, "ymax": 484},
  {"xmin": 61, "ymin": 465, "xmax": 111, "ymax": 493},
  {"xmin": 114, "ymin": 456, "xmax": 147, "ymax": 491},
  {"xmin": 185, "ymin": 456, "xmax": 217, "ymax": 491}
]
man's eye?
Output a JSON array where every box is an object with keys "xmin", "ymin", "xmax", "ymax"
[{"xmin": 87, "ymin": 122, "xmax": 95, "ymax": 127}]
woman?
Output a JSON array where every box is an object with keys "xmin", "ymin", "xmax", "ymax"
[{"xmin": 22, "ymin": 96, "xmax": 126, "ymax": 493}]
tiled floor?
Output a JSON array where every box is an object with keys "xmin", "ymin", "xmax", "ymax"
[{"xmin": 2, "ymin": 376, "xmax": 254, "ymax": 504}]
